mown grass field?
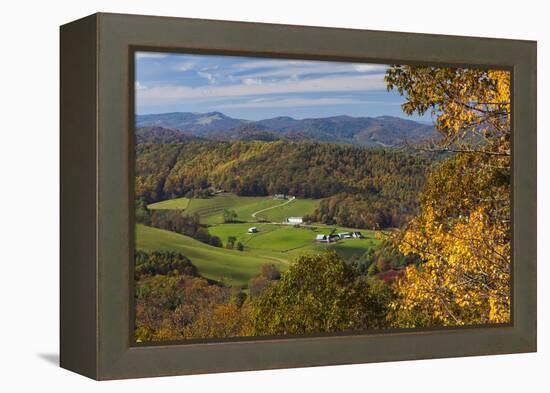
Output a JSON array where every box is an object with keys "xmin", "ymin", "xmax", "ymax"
[
  {"xmin": 136, "ymin": 224, "xmax": 288, "ymax": 286},
  {"xmin": 147, "ymin": 197, "xmax": 190, "ymax": 210},
  {"xmin": 140, "ymin": 193, "xmax": 381, "ymax": 286},
  {"xmin": 147, "ymin": 193, "xmax": 321, "ymax": 224},
  {"xmin": 208, "ymin": 222, "xmax": 380, "ymax": 258},
  {"xmin": 137, "ymin": 221, "xmax": 381, "ymax": 286},
  {"xmin": 255, "ymin": 198, "xmax": 320, "ymax": 222}
]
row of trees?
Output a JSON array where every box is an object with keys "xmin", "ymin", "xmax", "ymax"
[
  {"xmin": 305, "ymin": 192, "xmax": 416, "ymax": 229},
  {"xmin": 137, "ymin": 208, "xmax": 223, "ymax": 248},
  {"xmin": 135, "ymin": 250, "xmax": 198, "ymax": 280},
  {"xmin": 225, "ymin": 236, "xmax": 244, "ymax": 251}
]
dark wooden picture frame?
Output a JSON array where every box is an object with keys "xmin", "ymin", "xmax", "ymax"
[{"xmin": 60, "ymin": 12, "xmax": 537, "ymax": 380}]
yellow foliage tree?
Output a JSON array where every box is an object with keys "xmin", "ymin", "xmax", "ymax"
[
  {"xmin": 393, "ymin": 206, "xmax": 510, "ymax": 326},
  {"xmin": 385, "ymin": 67, "xmax": 511, "ymax": 327}
]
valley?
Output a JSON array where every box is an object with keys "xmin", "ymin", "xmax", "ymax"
[
  {"xmin": 132, "ymin": 53, "xmax": 512, "ymax": 341},
  {"xmin": 134, "ymin": 122, "xmax": 434, "ymax": 288},
  {"xmin": 137, "ymin": 193, "xmax": 380, "ymax": 286}
]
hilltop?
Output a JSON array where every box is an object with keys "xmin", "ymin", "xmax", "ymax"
[{"xmin": 135, "ymin": 111, "xmax": 438, "ymax": 147}]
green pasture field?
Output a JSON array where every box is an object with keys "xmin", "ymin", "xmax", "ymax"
[
  {"xmin": 147, "ymin": 197, "xmax": 190, "ymax": 210},
  {"xmin": 140, "ymin": 193, "xmax": 381, "ymax": 286},
  {"xmin": 255, "ymin": 198, "xmax": 321, "ymax": 222},
  {"xmin": 136, "ymin": 224, "xmax": 288, "ymax": 286},
  {"xmin": 146, "ymin": 193, "xmax": 321, "ymax": 225},
  {"xmin": 136, "ymin": 221, "xmax": 381, "ymax": 287},
  {"xmin": 208, "ymin": 222, "xmax": 380, "ymax": 258}
]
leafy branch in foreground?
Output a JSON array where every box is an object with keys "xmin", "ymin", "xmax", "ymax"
[{"xmin": 386, "ymin": 66, "xmax": 511, "ymax": 327}]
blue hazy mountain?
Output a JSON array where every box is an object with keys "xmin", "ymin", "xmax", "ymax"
[
  {"xmin": 135, "ymin": 112, "xmax": 438, "ymax": 147},
  {"xmin": 135, "ymin": 112, "xmax": 245, "ymax": 136}
]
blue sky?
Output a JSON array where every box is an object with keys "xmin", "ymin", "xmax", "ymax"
[{"xmin": 135, "ymin": 51, "xmax": 431, "ymax": 122}]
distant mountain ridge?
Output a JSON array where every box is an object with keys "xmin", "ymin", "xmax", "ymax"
[
  {"xmin": 135, "ymin": 111, "xmax": 439, "ymax": 147},
  {"xmin": 136, "ymin": 112, "xmax": 245, "ymax": 136}
]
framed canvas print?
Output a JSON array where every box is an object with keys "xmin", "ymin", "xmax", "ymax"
[{"xmin": 60, "ymin": 13, "xmax": 537, "ymax": 380}]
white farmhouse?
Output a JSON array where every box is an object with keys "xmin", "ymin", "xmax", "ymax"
[{"xmin": 287, "ymin": 217, "xmax": 303, "ymax": 224}]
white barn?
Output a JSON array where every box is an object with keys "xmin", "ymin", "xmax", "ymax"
[
  {"xmin": 288, "ymin": 217, "xmax": 303, "ymax": 224},
  {"xmin": 316, "ymin": 234, "xmax": 339, "ymax": 243},
  {"xmin": 316, "ymin": 234, "xmax": 329, "ymax": 243}
]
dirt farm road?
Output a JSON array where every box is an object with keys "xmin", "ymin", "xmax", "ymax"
[{"xmin": 250, "ymin": 196, "xmax": 296, "ymax": 219}]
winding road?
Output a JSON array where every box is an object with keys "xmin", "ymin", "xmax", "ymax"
[{"xmin": 251, "ymin": 196, "xmax": 296, "ymax": 220}]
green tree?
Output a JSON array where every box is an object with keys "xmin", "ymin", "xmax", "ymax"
[
  {"xmin": 223, "ymin": 209, "xmax": 238, "ymax": 223},
  {"xmin": 226, "ymin": 236, "xmax": 236, "ymax": 249},
  {"xmin": 209, "ymin": 236, "xmax": 223, "ymax": 248},
  {"xmin": 249, "ymin": 252, "xmax": 391, "ymax": 335}
]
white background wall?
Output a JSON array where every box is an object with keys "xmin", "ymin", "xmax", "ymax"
[{"xmin": 0, "ymin": 0, "xmax": 547, "ymax": 391}]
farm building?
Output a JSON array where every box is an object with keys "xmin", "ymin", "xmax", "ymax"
[
  {"xmin": 247, "ymin": 227, "xmax": 258, "ymax": 233},
  {"xmin": 337, "ymin": 231, "xmax": 364, "ymax": 239},
  {"xmin": 273, "ymin": 194, "xmax": 287, "ymax": 200},
  {"xmin": 287, "ymin": 217, "xmax": 303, "ymax": 224},
  {"xmin": 316, "ymin": 234, "xmax": 339, "ymax": 243}
]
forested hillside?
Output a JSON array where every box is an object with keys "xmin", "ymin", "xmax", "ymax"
[
  {"xmin": 135, "ymin": 140, "xmax": 434, "ymax": 228},
  {"xmin": 136, "ymin": 126, "xmax": 199, "ymax": 144}
]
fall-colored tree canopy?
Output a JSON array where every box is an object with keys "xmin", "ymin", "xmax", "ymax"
[
  {"xmin": 249, "ymin": 252, "xmax": 392, "ymax": 335},
  {"xmin": 385, "ymin": 66, "xmax": 511, "ymax": 327},
  {"xmin": 135, "ymin": 251, "xmax": 391, "ymax": 341}
]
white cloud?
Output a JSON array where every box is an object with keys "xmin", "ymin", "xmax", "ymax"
[
  {"xmin": 215, "ymin": 97, "xmax": 372, "ymax": 109},
  {"xmin": 353, "ymin": 64, "xmax": 384, "ymax": 72},
  {"xmin": 232, "ymin": 60, "xmax": 387, "ymax": 80},
  {"xmin": 233, "ymin": 59, "xmax": 313, "ymax": 69},
  {"xmin": 136, "ymin": 73, "xmax": 387, "ymax": 107},
  {"xmin": 135, "ymin": 81, "xmax": 147, "ymax": 90},
  {"xmin": 197, "ymin": 71, "xmax": 216, "ymax": 84},
  {"xmin": 175, "ymin": 62, "xmax": 195, "ymax": 72},
  {"xmin": 242, "ymin": 78, "xmax": 263, "ymax": 85}
]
